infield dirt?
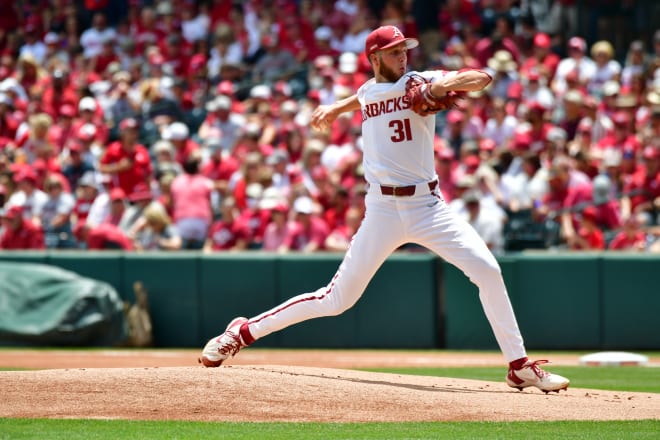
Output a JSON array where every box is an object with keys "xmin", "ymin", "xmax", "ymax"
[{"xmin": 0, "ymin": 350, "xmax": 658, "ymax": 422}]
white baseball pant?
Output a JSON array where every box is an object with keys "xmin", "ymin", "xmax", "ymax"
[{"xmin": 247, "ymin": 182, "xmax": 527, "ymax": 362}]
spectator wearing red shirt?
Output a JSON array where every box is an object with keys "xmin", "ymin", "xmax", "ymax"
[
  {"xmin": 524, "ymin": 101, "xmax": 553, "ymax": 153},
  {"xmin": 324, "ymin": 205, "xmax": 363, "ymax": 252},
  {"xmin": 596, "ymin": 111, "xmax": 641, "ymax": 155},
  {"xmin": 203, "ymin": 196, "xmax": 249, "ymax": 252},
  {"xmin": 200, "ymin": 146, "xmax": 239, "ymax": 199},
  {"xmin": 230, "ymin": 122, "xmax": 273, "ymax": 165},
  {"xmin": 536, "ymin": 163, "xmax": 586, "ymax": 219},
  {"xmin": 70, "ymin": 96, "xmax": 108, "ymax": 145},
  {"xmin": 277, "ymin": 11, "xmax": 316, "ymax": 64},
  {"xmin": 232, "ymin": 153, "xmax": 264, "ymax": 211},
  {"xmin": 0, "ymin": 93, "xmax": 19, "ymax": 148},
  {"xmin": 568, "ymin": 206, "xmax": 605, "ymax": 250},
  {"xmin": 519, "ymin": 33, "xmax": 560, "ymax": 82},
  {"xmin": 49, "ymin": 104, "xmax": 78, "ymax": 151},
  {"xmin": 475, "ymin": 22, "xmax": 521, "ymax": 69},
  {"xmin": 435, "ymin": 147, "xmax": 458, "ymax": 203},
  {"xmin": 162, "ymin": 121, "xmax": 199, "ymax": 166},
  {"xmin": 0, "ymin": 205, "xmax": 45, "ymax": 249},
  {"xmin": 437, "ymin": 0, "xmax": 481, "ymax": 42},
  {"xmin": 323, "ymin": 186, "xmax": 350, "ymax": 232},
  {"xmin": 289, "ymin": 196, "xmax": 329, "ymax": 252},
  {"xmin": 72, "ymin": 171, "xmax": 99, "ymax": 224},
  {"xmin": 99, "ymin": 117, "xmax": 152, "ymax": 195},
  {"xmin": 622, "ymin": 146, "xmax": 660, "ymax": 218},
  {"xmin": 588, "ymin": 175, "xmax": 624, "ymax": 231},
  {"xmin": 133, "ymin": 7, "xmax": 167, "ymax": 53},
  {"xmin": 232, "ymin": 182, "xmax": 271, "ymax": 247},
  {"xmin": 309, "ymin": 27, "xmax": 341, "ymax": 61},
  {"xmin": 0, "ymin": 3, "xmax": 20, "ymax": 39},
  {"xmin": 92, "ymin": 37, "xmax": 120, "ymax": 75},
  {"xmin": 608, "ymin": 213, "xmax": 649, "ymax": 251},
  {"xmin": 161, "ymin": 34, "xmax": 191, "ymax": 78},
  {"xmin": 41, "ymin": 69, "xmax": 78, "ymax": 120}
]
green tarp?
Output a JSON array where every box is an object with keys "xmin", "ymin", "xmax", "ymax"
[{"xmin": 0, "ymin": 262, "xmax": 127, "ymax": 346}]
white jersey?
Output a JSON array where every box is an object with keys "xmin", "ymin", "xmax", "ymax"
[{"xmin": 357, "ymin": 70, "xmax": 454, "ymax": 186}]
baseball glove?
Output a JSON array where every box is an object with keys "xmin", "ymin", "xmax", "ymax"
[{"xmin": 405, "ymin": 74, "xmax": 465, "ymax": 116}]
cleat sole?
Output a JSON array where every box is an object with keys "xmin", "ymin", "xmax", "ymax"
[{"xmin": 199, "ymin": 356, "xmax": 224, "ymax": 368}]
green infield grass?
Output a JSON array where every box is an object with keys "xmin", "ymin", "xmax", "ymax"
[
  {"xmin": 0, "ymin": 419, "xmax": 659, "ymax": 440},
  {"xmin": 363, "ymin": 365, "xmax": 660, "ymax": 393}
]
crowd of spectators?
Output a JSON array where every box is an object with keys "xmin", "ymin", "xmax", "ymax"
[{"xmin": 0, "ymin": 0, "xmax": 659, "ymax": 254}]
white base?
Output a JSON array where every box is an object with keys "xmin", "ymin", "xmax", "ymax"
[{"xmin": 579, "ymin": 351, "xmax": 649, "ymax": 366}]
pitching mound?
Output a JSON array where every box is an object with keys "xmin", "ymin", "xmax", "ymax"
[{"xmin": 1, "ymin": 365, "xmax": 659, "ymax": 422}]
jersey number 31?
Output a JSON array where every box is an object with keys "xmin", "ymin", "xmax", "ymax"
[{"xmin": 389, "ymin": 119, "xmax": 413, "ymax": 143}]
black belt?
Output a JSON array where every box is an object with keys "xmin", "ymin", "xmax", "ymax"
[{"xmin": 380, "ymin": 180, "xmax": 438, "ymax": 197}]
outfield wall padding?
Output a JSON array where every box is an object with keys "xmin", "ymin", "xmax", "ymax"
[
  {"xmin": 600, "ymin": 254, "xmax": 660, "ymax": 349},
  {"xmin": 0, "ymin": 251, "xmax": 658, "ymax": 349}
]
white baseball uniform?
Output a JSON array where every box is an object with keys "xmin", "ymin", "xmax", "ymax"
[{"xmin": 246, "ymin": 71, "xmax": 527, "ymax": 362}]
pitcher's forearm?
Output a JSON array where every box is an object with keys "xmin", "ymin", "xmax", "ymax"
[{"xmin": 431, "ymin": 69, "xmax": 492, "ymax": 96}]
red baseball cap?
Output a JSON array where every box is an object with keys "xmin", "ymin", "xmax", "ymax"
[
  {"xmin": 110, "ymin": 187, "xmax": 127, "ymax": 201},
  {"xmin": 190, "ymin": 54, "xmax": 206, "ymax": 69},
  {"xmin": 512, "ymin": 130, "xmax": 532, "ymax": 150},
  {"xmin": 438, "ymin": 148, "xmax": 454, "ymax": 161},
  {"xmin": 365, "ymin": 25, "xmax": 418, "ymax": 58},
  {"xmin": 479, "ymin": 138, "xmax": 496, "ymax": 151},
  {"xmin": 533, "ymin": 33, "xmax": 551, "ymax": 49},
  {"xmin": 14, "ymin": 168, "xmax": 37, "ymax": 184},
  {"xmin": 568, "ymin": 36, "xmax": 586, "ymax": 52},
  {"xmin": 446, "ymin": 109, "xmax": 465, "ymax": 124},
  {"xmin": 577, "ymin": 119, "xmax": 593, "ymax": 133},
  {"xmin": 464, "ymin": 155, "xmax": 481, "ymax": 169},
  {"xmin": 77, "ymin": 123, "xmax": 97, "ymax": 141},
  {"xmin": 68, "ymin": 141, "xmax": 82, "ymax": 153},
  {"xmin": 507, "ymin": 82, "xmax": 523, "ymax": 99},
  {"xmin": 2, "ymin": 205, "xmax": 23, "ymax": 219},
  {"xmin": 272, "ymin": 202, "xmax": 289, "ymax": 214},
  {"xmin": 527, "ymin": 70, "xmax": 541, "ymax": 82},
  {"xmin": 216, "ymin": 80, "xmax": 234, "ymax": 96},
  {"xmin": 527, "ymin": 100, "xmax": 547, "ymax": 113},
  {"xmin": 119, "ymin": 117, "xmax": 138, "ymax": 130},
  {"xmin": 581, "ymin": 206, "xmax": 598, "ymax": 222},
  {"xmin": 642, "ymin": 146, "xmax": 659, "ymax": 160},
  {"xmin": 612, "ymin": 111, "xmax": 630, "ymax": 126},
  {"xmin": 59, "ymin": 104, "xmax": 76, "ymax": 118},
  {"xmin": 148, "ymin": 53, "xmax": 165, "ymax": 65},
  {"xmin": 307, "ymin": 89, "xmax": 320, "ymax": 101}
]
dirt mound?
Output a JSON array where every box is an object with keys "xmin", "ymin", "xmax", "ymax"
[{"xmin": 1, "ymin": 365, "xmax": 658, "ymax": 422}]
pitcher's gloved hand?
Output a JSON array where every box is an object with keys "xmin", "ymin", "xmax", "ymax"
[{"xmin": 405, "ymin": 74, "xmax": 465, "ymax": 116}]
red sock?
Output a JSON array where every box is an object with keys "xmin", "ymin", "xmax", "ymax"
[
  {"xmin": 240, "ymin": 322, "xmax": 255, "ymax": 345},
  {"xmin": 509, "ymin": 357, "xmax": 529, "ymax": 370}
]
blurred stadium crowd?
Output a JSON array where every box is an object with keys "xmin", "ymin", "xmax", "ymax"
[{"xmin": 0, "ymin": 0, "xmax": 659, "ymax": 253}]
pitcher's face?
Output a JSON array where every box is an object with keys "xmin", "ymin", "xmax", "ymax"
[{"xmin": 374, "ymin": 43, "xmax": 408, "ymax": 82}]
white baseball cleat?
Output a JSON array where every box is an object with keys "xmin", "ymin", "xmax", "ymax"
[
  {"xmin": 506, "ymin": 359, "xmax": 570, "ymax": 393},
  {"xmin": 199, "ymin": 317, "xmax": 249, "ymax": 367}
]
